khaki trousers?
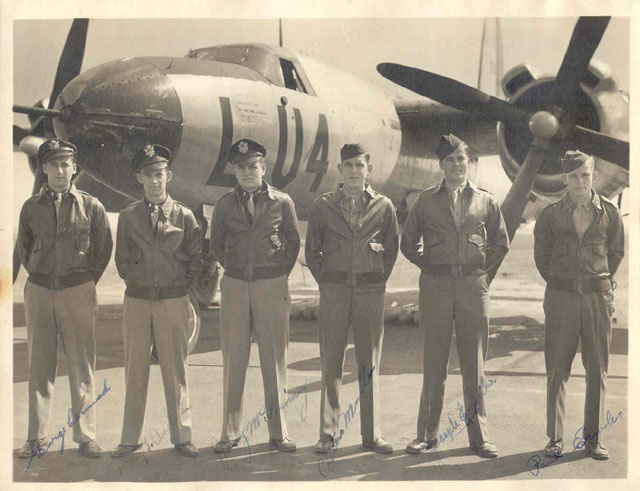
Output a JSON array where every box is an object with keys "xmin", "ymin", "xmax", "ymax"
[
  {"xmin": 318, "ymin": 282, "xmax": 385, "ymax": 442},
  {"xmin": 120, "ymin": 295, "xmax": 192, "ymax": 445},
  {"xmin": 416, "ymin": 272, "xmax": 491, "ymax": 446},
  {"xmin": 24, "ymin": 280, "xmax": 98, "ymax": 443},
  {"xmin": 544, "ymin": 287, "xmax": 612, "ymax": 443},
  {"xmin": 219, "ymin": 274, "xmax": 291, "ymax": 441}
]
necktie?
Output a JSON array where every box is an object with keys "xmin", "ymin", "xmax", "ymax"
[
  {"xmin": 247, "ymin": 193, "xmax": 256, "ymax": 217},
  {"xmin": 150, "ymin": 204, "xmax": 160, "ymax": 229},
  {"xmin": 53, "ymin": 193, "xmax": 62, "ymax": 218}
]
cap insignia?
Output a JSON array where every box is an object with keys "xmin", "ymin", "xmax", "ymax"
[
  {"xmin": 143, "ymin": 144, "xmax": 155, "ymax": 157},
  {"xmin": 238, "ymin": 141, "xmax": 249, "ymax": 153},
  {"xmin": 49, "ymin": 140, "xmax": 60, "ymax": 150}
]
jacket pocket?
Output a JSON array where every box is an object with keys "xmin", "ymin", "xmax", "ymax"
[
  {"xmin": 550, "ymin": 240, "xmax": 569, "ymax": 272},
  {"xmin": 73, "ymin": 233, "xmax": 91, "ymax": 270},
  {"xmin": 366, "ymin": 239, "xmax": 385, "ymax": 272},
  {"xmin": 591, "ymin": 242, "xmax": 608, "ymax": 273},
  {"xmin": 424, "ymin": 232, "xmax": 446, "ymax": 263},
  {"xmin": 466, "ymin": 233, "xmax": 486, "ymax": 264},
  {"xmin": 267, "ymin": 233, "xmax": 284, "ymax": 263}
]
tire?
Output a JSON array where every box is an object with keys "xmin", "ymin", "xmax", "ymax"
[
  {"xmin": 192, "ymin": 262, "xmax": 220, "ymax": 309},
  {"xmin": 150, "ymin": 292, "xmax": 201, "ymax": 361}
]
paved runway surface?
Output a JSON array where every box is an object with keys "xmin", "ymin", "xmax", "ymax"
[{"xmin": 11, "ymin": 210, "xmax": 630, "ymax": 482}]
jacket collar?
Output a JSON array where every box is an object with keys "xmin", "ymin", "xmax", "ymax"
[
  {"xmin": 233, "ymin": 180, "xmax": 276, "ymax": 201},
  {"xmin": 329, "ymin": 183, "xmax": 377, "ymax": 204},
  {"xmin": 560, "ymin": 189, "xmax": 601, "ymax": 211},
  {"xmin": 37, "ymin": 183, "xmax": 82, "ymax": 202},
  {"xmin": 435, "ymin": 178, "xmax": 479, "ymax": 194},
  {"xmin": 144, "ymin": 194, "xmax": 174, "ymax": 218}
]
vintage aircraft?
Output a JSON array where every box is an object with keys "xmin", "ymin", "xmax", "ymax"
[{"xmin": 13, "ymin": 17, "xmax": 629, "ymax": 350}]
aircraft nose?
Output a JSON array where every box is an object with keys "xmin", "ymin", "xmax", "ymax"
[{"xmin": 52, "ymin": 57, "xmax": 183, "ymax": 199}]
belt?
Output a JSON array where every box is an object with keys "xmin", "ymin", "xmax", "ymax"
[
  {"xmin": 224, "ymin": 266, "xmax": 285, "ymax": 282},
  {"xmin": 125, "ymin": 284, "xmax": 188, "ymax": 301},
  {"xmin": 28, "ymin": 272, "xmax": 94, "ymax": 290},
  {"xmin": 547, "ymin": 277, "xmax": 611, "ymax": 294},
  {"xmin": 422, "ymin": 264, "xmax": 484, "ymax": 277},
  {"xmin": 320, "ymin": 271, "xmax": 386, "ymax": 286}
]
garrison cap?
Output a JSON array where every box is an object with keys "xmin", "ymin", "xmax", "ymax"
[
  {"xmin": 38, "ymin": 138, "xmax": 77, "ymax": 165},
  {"xmin": 227, "ymin": 139, "xmax": 266, "ymax": 164},
  {"xmin": 435, "ymin": 134, "xmax": 466, "ymax": 160},
  {"xmin": 132, "ymin": 144, "xmax": 172, "ymax": 172},
  {"xmin": 340, "ymin": 143, "xmax": 368, "ymax": 162},
  {"xmin": 561, "ymin": 150, "xmax": 594, "ymax": 173}
]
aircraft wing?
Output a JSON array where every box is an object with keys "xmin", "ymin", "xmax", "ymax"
[{"xmin": 393, "ymin": 99, "xmax": 498, "ymax": 159}]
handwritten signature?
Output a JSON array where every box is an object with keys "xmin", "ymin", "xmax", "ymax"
[
  {"xmin": 435, "ymin": 378, "xmax": 497, "ymax": 448},
  {"xmin": 211, "ymin": 380, "xmax": 310, "ymax": 463},
  {"xmin": 26, "ymin": 378, "xmax": 111, "ymax": 471},
  {"xmin": 317, "ymin": 365, "xmax": 376, "ymax": 477},
  {"xmin": 118, "ymin": 405, "xmax": 192, "ymax": 476},
  {"xmin": 527, "ymin": 409, "xmax": 624, "ymax": 476}
]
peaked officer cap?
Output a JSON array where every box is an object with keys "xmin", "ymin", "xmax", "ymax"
[
  {"xmin": 227, "ymin": 139, "xmax": 267, "ymax": 164},
  {"xmin": 435, "ymin": 134, "xmax": 467, "ymax": 160},
  {"xmin": 38, "ymin": 138, "xmax": 77, "ymax": 165},
  {"xmin": 560, "ymin": 150, "xmax": 594, "ymax": 173},
  {"xmin": 340, "ymin": 143, "xmax": 369, "ymax": 162},
  {"xmin": 132, "ymin": 144, "xmax": 172, "ymax": 171}
]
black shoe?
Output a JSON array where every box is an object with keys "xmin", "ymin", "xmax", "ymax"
[
  {"xmin": 363, "ymin": 437, "xmax": 393, "ymax": 454},
  {"xmin": 111, "ymin": 444, "xmax": 143, "ymax": 458},
  {"xmin": 405, "ymin": 438, "xmax": 437, "ymax": 454},
  {"xmin": 79, "ymin": 440, "xmax": 103, "ymax": 458},
  {"xmin": 214, "ymin": 438, "xmax": 240, "ymax": 453},
  {"xmin": 175, "ymin": 441, "xmax": 198, "ymax": 457},
  {"xmin": 586, "ymin": 442, "xmax": 609, "ymax": 460},
  {"xmin": 314, "ymin": 438, "xmax": 337, "ymax": 454},
  {"xmin": 269, "ymin": 437, "xmax": 297, "ymax": 452},
  {"xmin": 17, "ymin": 439, "xmax": 46, "ymax": 459},
  {"xmin": 471, "ymin": 441, "xmax": 498, "ymax": 458},
  {"xmin": 544, "ymin": 439, "xmax": 564, "ymax": 457}
]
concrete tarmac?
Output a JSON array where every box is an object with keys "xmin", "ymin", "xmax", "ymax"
[{"xmin": 11, "ymin": 218, "xmax": 630, "ymax": 482}]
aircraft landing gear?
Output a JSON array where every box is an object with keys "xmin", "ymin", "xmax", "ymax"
[{"xmin": 192, "ymin": 255, "xmax": 220, "ymax": 309}]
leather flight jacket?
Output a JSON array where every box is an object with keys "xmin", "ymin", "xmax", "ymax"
[
  {"xmin": 115, "ymin": 195, "xmax": 201, "ymax": 300},
  {"xmin": 18, "ymin": 184, "xmax": 113, "ymax": 289},
  {"xmin": 211, "ymin": 181, "xmax": 300, "ymax": 282},
  {"xmin": 305, "ymin": 184, "xmax": 399, "ymax": 286},
  {"xmin": 534, "ymin": 191, "xmax": 624, "ymax": 294},
  {"xmin": 401, "ymin": 179, "xmax": 509, "ymax": 276}
]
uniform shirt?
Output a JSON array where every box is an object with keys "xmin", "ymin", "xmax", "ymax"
[
  {"xmin": 18, "ymin": 184, "xmax": 113, "ymax": 288},
  {"xmin": 115, "ymin": 195, "xmax": 200, "ymax": 295},
  {"xmin": 401, "ymin": 179, "xmax": 509, "ymax": 275},
  {"xmin": 211, "ymin": 181, "xmax": 300, "ymax": 282},
  {"xmin": 341, "ymin": 192, "xmax": 368, "ymax": 230},
  {"xmin": 572, "ymin": 199, "xmax": 596, "ymax": 242},
  {"xmin": 534, "ymin": 190, "xmax": 624, "ymax": 282},
  {"xmin": 305, "ymin": 183, "xmax": 399, "ymax": 285}
]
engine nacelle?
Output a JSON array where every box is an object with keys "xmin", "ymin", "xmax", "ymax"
[{"xmin": 496, "ymin": 61, "xmax": 629, "ymax": 217}]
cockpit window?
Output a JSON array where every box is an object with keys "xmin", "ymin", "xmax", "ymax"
[
  {"xmin": 280, "ymin": 58, "xmax": 307, "ymax": 92},
  {"xmin": 186, "ymin": 44, "xmax": 315, "ymax": 95}
]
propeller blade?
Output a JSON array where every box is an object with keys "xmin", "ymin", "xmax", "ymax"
[
  {"xmin": 549, "ymin": 16, "xmax": 610, "ymax": 109},
  {"xmin": 32, "ymin": 165, "xmax": 47, "ymax": 196},
  {"xmin": 48, "ymin": 18, "xmax": 89, "ymax": 110},
  {"xmin": 500, "ymin": 139, "xmax": 551, "ymax": 241},
  {"xmin": 565, "ymin": 126, "xmax": 629, "ymax": 170},
  {"xmin": 13, "ymin": 125, "xmax": 29, "ymax": 147},
  {"xmin": 377, "ymin": 63, "xmax": 530, "ymax": 124}
]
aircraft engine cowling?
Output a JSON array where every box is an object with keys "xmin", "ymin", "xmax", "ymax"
[{"xmin": 496, "ymin": 61, "xmax": 629, "ymax": 206}]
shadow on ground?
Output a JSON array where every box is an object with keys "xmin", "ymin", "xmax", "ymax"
[{"xmin": 14, "ymin": 439, "xmax": 594, "ymax": 482}]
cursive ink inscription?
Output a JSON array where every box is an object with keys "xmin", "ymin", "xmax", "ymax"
[
  {"xmin": 26, "ymin": 379, "xmax": 110, "ymax": 471},
  {"xmin": 317, "ymin": 365, "xmax": 376, "ymax": 477}
]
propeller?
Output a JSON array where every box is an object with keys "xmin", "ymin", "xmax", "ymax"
[
  {"xmin": 13, "ymin": 19, "xmax": 89, "ymax": 283},
  {"xmin": 377, "ymin": 16, "xmax": 627, "ymax": 246}
]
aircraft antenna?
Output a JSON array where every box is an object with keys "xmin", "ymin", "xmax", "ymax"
[
  {"xmin": 477, "ymin": 17, "xmax": 502, "ymax": 96},
  {"xmin": 279, "ymin": 18, "xmax": 283, "ymax": 47}
]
